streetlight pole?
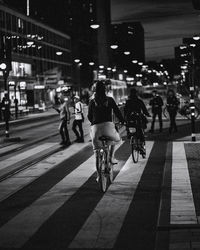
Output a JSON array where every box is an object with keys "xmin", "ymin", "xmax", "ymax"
[
  {"xmin": 189, "ymin": 47, "xmax": 196, "ymax": 141},
  {"xmin": 3, "ymin": 70, "xmax": 10, "ymax": 138}
]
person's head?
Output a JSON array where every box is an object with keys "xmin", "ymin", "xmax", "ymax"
[
  {"xmin": 94, "ymin": 81, "xmax": 106, "ymax": 99},
  {"xmin": 74, "ymin": 95, "xmax": 80, "ymax": 103},
  {"xmin": 129, "ymin": 88, "xmax": 137, "ymax": 99},
  {"xmin": 167, "ymin": 89, "xmax": 175, "ymax": 97},
  {"xmin": 152, "ymin": 90, "xmax": 157, "ymax": 97}
]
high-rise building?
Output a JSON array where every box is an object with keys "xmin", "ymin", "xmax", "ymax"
[
  {"xmin": 0, "ymin": 4, "xmax": 71, "ymax": 107},
  {"xmin": 2, "ymin": 0, "xmax": 112, "ymax": 88},
  {"xmin": 110, "ymin": 22, "xmax": 145, "ymax": 75}
]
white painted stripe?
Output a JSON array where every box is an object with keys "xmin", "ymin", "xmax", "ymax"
[
  {"xmin": 0, "ymin": 142, "xmax": 91, "ymax": 202},
  {"xmin": 0, "ymin": 143, "xmax": 57, "ymax": 171},
  {"xmin": 0, "ymin": 142, "xmax": 123, "ymax": 248},
  {"xmin": 69, "ymin": 141, "xmax": 154, "ymax": 249},
  {"xmin": 0, "ymin": 144, "xmax": 23, "ymax": 155},
  {"xmin": 171, "ymin": 142, "xmax": 197, "ymax": 224}
]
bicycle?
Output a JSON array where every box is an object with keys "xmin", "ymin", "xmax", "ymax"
[
  {"xmin": 97, "ymin": 136, "xmax": 114, "ymax": 192},
  {"xmin": 126, "ymin": 112, "xmax": 146, "ymax": 163},
  {"xmin": 163, "ymin": 102, "xmax": 200, "ymax": 120}
]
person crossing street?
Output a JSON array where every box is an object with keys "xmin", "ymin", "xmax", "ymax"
[
  {"xmin": 149, "ymin": 90, "xmax": 164, "ymax": 133},
  {"xmin": 72, "ymin": 95, "xmax": 84, "ymax": 142}
]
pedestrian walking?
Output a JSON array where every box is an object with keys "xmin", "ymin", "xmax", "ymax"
[
  {"xmin": 149, "ymin": 90, "xmax": 163, "ymax": 133},
  {"xmin": 54, "ymin": 97, "xmax": 71, "ymax": 146},
  {"xmin": 72, "ymin": 95, "xmax": 84, "ymax": 142},
  {"xmin": 166, "ymin": 89, "xmax": 180, "ymax": 134}
]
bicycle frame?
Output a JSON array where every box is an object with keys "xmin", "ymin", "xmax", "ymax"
[{"xmin": 97, "ymin": 137, "xmax": 114, "ymax": 192}]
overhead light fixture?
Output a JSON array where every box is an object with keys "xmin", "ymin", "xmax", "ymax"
[
  {"xmin": 110, "ymin": 44, "xmax": 118, "ymax": 49},
  {"xmin": 89, "ymin": 62, "xmax": 95, "ymax": 66},
  {"xmin": 99, "ymin": 65, "xmax": 104, "ymax": 69},
  {"xmin": 193, "ymin": 35, "xmax": 200, "ymax": 41},
  {"xmin": 27, "ymin": 41, "xmax": 34, "ymax": 46},
  {"xmin": 56, "ymin": 51, "xmax": 63, "ymax": 56},
  {"xmin": 107, "ymin": 67, "xmax": 112, "ymax": 70},
  {"xmin": 190, "ymin": 43, "xmax": 196, "ymax": 47},
  {"xmin": 124, "ymin": 51, "xmax": 130, "ymax": 55},
  {"xmin": 90, "ymin": 20, "xmax": 100, "ymax": 29},
  {"xmin": 124, "ymin": 70, "xmax": 128, "ymax": 73},
  {"xmin": 138, "ymin": 62, "xmax": 143, "ymax": 66},
  {"xmin": 180, "ymin": 45, "xmax": 187, "ymax": 50},
  {"xmin": 132, "ymin": 60, "xmax": 138, "ymax": 64},
  {"xmin": 74, "ymin": 59, "xmax": 80, "ymax": 63}
]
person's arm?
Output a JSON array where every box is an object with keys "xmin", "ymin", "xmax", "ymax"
[
  {"xmin": 141, "ymin": 100, "xmax": 150, "ymax": 116},
  {"xmin": 160, "ymin": 96, "xmax": 164, "ymax": 106},
  {"xmin": 87, "ymin": 100, "xmax": 93, "ymax": 123},
  {"xmin": 110, "ymin": 98, "xmax": 124, "ymax": 122}
]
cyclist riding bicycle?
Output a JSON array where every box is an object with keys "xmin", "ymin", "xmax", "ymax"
[
  {"xmin": 88, "ymin": 81, "xmax": 124, "ymax": 178},
  {"xmin": 124, "ymin": 88, "xmax": 150, "ymax": 154}
]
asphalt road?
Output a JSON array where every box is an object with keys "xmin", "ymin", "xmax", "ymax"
[{"xmin": 0, "ymin": 115, "xmax": 200, "ymax": 250}]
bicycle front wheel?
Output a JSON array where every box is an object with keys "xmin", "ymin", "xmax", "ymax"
[
  {"xmin": 130, "ymin": 135, "xmax": 139, "ymax": 163},
  {"xmin": 99, "ymin": 151, "xmax": 108, "ymax": 192}
]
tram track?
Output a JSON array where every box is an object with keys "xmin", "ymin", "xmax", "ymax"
[{"xmin": 0, "ymin": 142, "xmax": 63, "ymax": 183}]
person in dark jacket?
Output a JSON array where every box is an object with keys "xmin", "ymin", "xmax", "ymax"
[
  {"xmin": 54, "ymin": 97, "xmax": 71, "ymax": 146},
  {"xmin": 88, "ymin": 81, "xmax": 124, "ymax": 179},
  {"xmin": 149, "ymin": 90, "xmax": 163, "ymax": 133},
  {"xmin": 166, "ymin": 89, "xmax": 180, "ymax": 134},
  {"xmin": 124, "ymin": 88, "xmax": 150, "ymax": 155}
]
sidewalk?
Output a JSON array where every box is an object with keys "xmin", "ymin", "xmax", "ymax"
[{"xmin": 0, "ymin": 108, "xmax": 59, "ymax": 129}]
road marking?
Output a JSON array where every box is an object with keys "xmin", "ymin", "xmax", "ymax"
[
  {"xmin": 171, "ymin": 142, "xmax": 197, "ymax": 224},
  {"xmin": 0, "ymin": 144, "xmax": 23, "ymax": 155},
  {"xmin": 0, "ymin": 142, "xmax": 91, "ymax": 202},
  {"xmin": 69, "ymin": 141, "xmax": 154, "ymax": 249},
  {"xmin": 0, "ymin": 143, "xmax": 57, "ymax": 171},
  {"xmin": 0, "ymin": 142, "xmax": 123, "ymax": 248}
]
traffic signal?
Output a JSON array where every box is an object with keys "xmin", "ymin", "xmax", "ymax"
[
  {"xmin": 0, "ymin": 34, "xmax": 12, "ymax": 71},
  {"xmin": 0, "ymin": 58, "xmax": 10, "ymax": 71},
  {"xmin": 192, "ymin": 0, "xmax": 200, "ymax": 10}
]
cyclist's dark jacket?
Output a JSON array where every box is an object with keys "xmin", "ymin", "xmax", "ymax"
[
  {"xmin": 149, "ymin": 95, "xmax": 163, "ymax": 113},
  {"xmin": 88, "ymin": 96, "xmax": 124, "ymax": 125},
  {"xmin": 124, "ymin": 97, "xmax": 149, "ymax": 121},
  {"xmin": 167, "ymin": 96, "xmax": 179, "ymax": 112}
]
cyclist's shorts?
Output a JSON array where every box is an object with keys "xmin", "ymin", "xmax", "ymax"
[{"xmin": 90, "ymin": 121, "xmax": 121, "ymax": 151}]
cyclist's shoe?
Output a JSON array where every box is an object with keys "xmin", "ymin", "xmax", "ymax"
[
  {"xmin": 96, "ymin": 172, "xmax": 100, "ymax": 183},
  {"xmin": 109, "ymin": 158, "xmax": 118, "ymax": 165},
  {"xmin": 140, "ymin": 147, "xmax": 146, "ymax": 158}
]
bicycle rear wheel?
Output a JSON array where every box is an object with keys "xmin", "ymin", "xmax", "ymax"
[
  {"xmin": 130, "ymin": 135, "xmax": 139, "ymax": 163},
  {"xmin": 99, "ymin": 151, "xmax": 108, "ymax": 192}
]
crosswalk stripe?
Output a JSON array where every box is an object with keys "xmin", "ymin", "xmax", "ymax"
[
  {"xmin": 0, "ymin": 143, "xmax": 57, "ymax": 171},
  {"xmin": 171, "ymin": 142, "xmax": 197, "ymax": 224},
  {"xmin": 0, "ymin": 156, "xmax": 96, "ymax": 248},
  {"xmin": 0, "ymin": 142, "xmax": 123, "ymax": 248},
  {"xmin": 0, "ymin": 144, "xmax": 23, "ymax": 155},
  {"xmin": 69, "ymin": 141, "xmax": 154, "ymax": 249},
  {"xmin": 0, "ymin": 142, "xmax": 91, "ymax": 202}
]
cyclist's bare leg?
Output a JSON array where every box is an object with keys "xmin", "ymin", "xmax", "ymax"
[
  {"xmin": 109, "ymin": 145, "xmax": 118, "ymax": 164},
  {"xmin": 95, "ymin": 150, "xmax": 100, "ymax": 182}
]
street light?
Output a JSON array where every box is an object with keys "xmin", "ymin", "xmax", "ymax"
[
  {"xmin": 56, "ymin": 51, "xmax": 63, "ymax": 56},
  {"xmin": 124, "ymin": 51, "xmax": 130, "ymax": 55},
  {"xmin": 74, "ymin": 59, "xmax": 80, "ymax": 63},
  {"xmin": 0, "ymin": 63, "xmax": 7, "ymax": 70},
  {"xmin": 193, "ymin": 35, "xmax": 200, "ymax": 41},
  {"xmin": 110, "ymin": 44, "xmax": 118, "ymax": 50},
  {"xmin": 90, "ymin": 19, "xmax": 100, "ymax": 29},
  {"xmin": 132, "ymin": 60, "xmax": 138, "ymax": 64}
]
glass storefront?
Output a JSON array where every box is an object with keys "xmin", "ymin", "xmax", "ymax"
[{"xmin": 0, "ymin": 5, "xmax": 71, "ymax": 109}]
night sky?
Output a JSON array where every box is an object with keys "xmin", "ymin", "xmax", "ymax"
[{"xmin": 111, "ymin": 0, "xmax": 200, "ymax": 61}]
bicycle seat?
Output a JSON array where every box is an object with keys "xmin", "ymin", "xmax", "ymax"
[{"xmin": 99, "ymin": 136, "xmax": 111, "ymax": 141}]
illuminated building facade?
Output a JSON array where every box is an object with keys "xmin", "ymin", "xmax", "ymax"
[{"xmin": 0, "ymin": 4, "xmax": 71, "ymax": 108}]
